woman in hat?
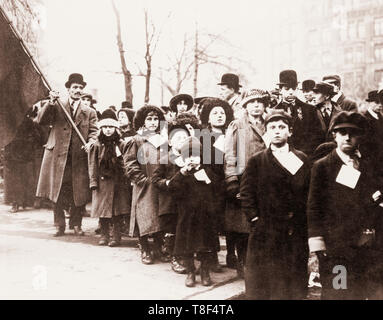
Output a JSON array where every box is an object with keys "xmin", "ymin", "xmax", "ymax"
[
  {"xmin": 199, "ymin": 98, "xmax": 234, "ymax": 272},
  {"xmin": 167, "ymin": 136, "xmax": 220, "ymax": 287},
  {"xmin": 123, "ymin": 105, "xmax": 169, "ymax": 264},
  {"xmin": 117, "ymin": 108, "xmax": 136, "ymax": 140},
  {"xmin": 88, "ymin": 109, "xmax": 130, "ymax": 247},
  {"xmin": 152, "ymin": 113, "xmax": 201, "ymax": 274},
  {"xmin": 169, "ymin": 94, "xmax": 194, "ymax": 117},
  {"xmin": 223, "ymin": 89, "xmax": 269, "ymax": 277}
]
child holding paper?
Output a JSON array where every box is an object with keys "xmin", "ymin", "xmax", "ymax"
[
  {"xmin": 240, "ymin": 109, "xmax": 310, "ymax": 300},
  {"xmin": 88, "ymin": 109, "xmax": 131, "ymax": 247},
  {"xmin": 167, "ymin": 136, "xmax": 219, "ymax": 287}
]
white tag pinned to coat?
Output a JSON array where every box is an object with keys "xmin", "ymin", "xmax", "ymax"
[
  {"xmin": 213, "ymin": 135, "xmax": 225, "ymax": 153},
  {"xmin": 147, "ymin": 134, "xmax": 166, "ymax": 149},
  {"xmin": 194, "ymin": 169, "xmax": 211, "ymax": 184},
  {"xmin": 336, "ymin": 165, "xmax": 360, "ymax": 189},
  {"xmin": 276, "ymin": 152, "xmax": 304, "ymax": 175},
  {"xmin": 115, "ymin": 145, "xmax": 122, "ymax": 157}
]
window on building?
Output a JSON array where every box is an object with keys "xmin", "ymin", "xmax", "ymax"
[
  {"xmin": 374, "ymin": 44, "xmax": 383, "ymax": 62},
  {"xmin": 345, "ymin": 48, "xmax": 353, "ymax": 64},
  {"xmin": 374, "ymin": 69, "xmax": 383, "ymax": 84},
  {"xmin": 354, "ymin": 47, "xmax": 364, "ymax": 63},
  {"xmin": 374, "ymin": 17, "xmax": 383, "ymax": 36}
]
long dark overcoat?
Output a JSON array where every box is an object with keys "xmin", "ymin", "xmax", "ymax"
[
  {"xmin": 35, "ymin": 99, "xmax": 98, "ymax": 206},
  {"xmin": 88, "ymin": 139, "xmax": 131, "ymax": 218},
  {"xmin": 123, "ymin": 133, "xmax": 165, "ymax": 237},
  {"xmin": 240, "ymin": 147, "xmax": 310, "ymax": 300}
]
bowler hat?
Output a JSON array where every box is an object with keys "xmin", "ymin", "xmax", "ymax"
[
  {"xmin": 312, "ymin": 81, "xmax": 336, "ymax": 97},
  {"xmin": 65, "ymin": 73, "xmax": 87, "ymax": 88},
  {"xmin": 302, "ymin": 80, "xmax": 315, "ymax": 92},
  {"xmin": 217, "ymin": 73, "xmax": 242, "ymax": 90},
  {"xmin": 366, "ymin": 90, "xmax": 379, "ymax": 103},
  {"xmin": 330, "ymin": 111, "xmax": 367, "ymax": 133},
  {"xmin": 121, "ymin": 101, "xmax": 133, "ymax": 109},
  {"xmin": 264, "ymin": 109, "xmax": 293, "ymax": 127},
  {"xmin": 323, "ymin": 75, "xmax": 341, "ymax": 87},
  {"xmin": 277, "ymin": 70, "xmax": 298, "ymax": 88},
  {"xmin": 169, "ymin": 94, "xmax": 194, "ymax": 112}
]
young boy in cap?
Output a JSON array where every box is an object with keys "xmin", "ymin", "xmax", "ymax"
[
  {"xmin": 240, "ymin": 109, "xmax": 310, "ymax": 300},
  {"xmin": 307, "ymin": 111, "xmax": 383, "ymax": 299}
]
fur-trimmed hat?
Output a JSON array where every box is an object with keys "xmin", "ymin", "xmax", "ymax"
[
  {"xmin": 117, "ymin": 108, "xmax": 135, "ymax": 123},
  {"xmin": 65, "ymin": 73, "xmax": 87, "ymax": 88},
  {"xmin": 169, "ymin": 94, "xmax": 194, "ymax": 112},
  {"xmin": 200, "ymin": 98, "xmax": 234, "ymax": 129},
  {"xmin": 98, "ymin": 109, "xmax": 119, "ymax": 128},
  {"xmin": 133, "ymin": 105, "xmax": 165, "ymax": 132},
  {"xmin": 241, "ymin": 89, "xmax": 270, "ymax": 108},
  {"xmin": 264, "ymin": 109, "xmax": 293, "ymax": 127},
  {"xmin": 179, "ymin": 136, "xmax": 202, "ymax": 160},
  {"xmin": 330, "ymin": 111, "xmax": 367, "ymax": 133}
]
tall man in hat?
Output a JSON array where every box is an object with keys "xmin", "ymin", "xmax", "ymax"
[
  {"xmin": 307, "ymin": 111, "xmax": 383, "ymax": 299},
  {"xmin": 301, "ymin": 79, "xmax": 315, "ymax": 105},
  {"xmin": 322, "ymin": 75, "xmax": 358, "ymax": 112},
  {"xmin": 218, "ymin": 73, "xmax": 244, "ymax": 120},
  {"xmin": 275, "ymin": 70, "xmax": 323, "ymax": 157},
  {"xmin": 35, "ymin": 73, "xmax": 98, "ymax": 236},
  {"xmin": 312, "ymin": 81, "xmax": 342, "ymax": 142}
]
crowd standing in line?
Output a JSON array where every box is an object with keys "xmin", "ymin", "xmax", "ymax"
[{"xmin": 6, "ymin": 69, "xmax": 383, "ymax": 299}]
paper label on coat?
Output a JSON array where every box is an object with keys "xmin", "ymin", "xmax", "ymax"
[
  {"xmin": 147, "ymin": 134, "xmax": 166, "ymax": 149},
  {"xmin": 194, "ymin": 169, "xmax": 211, "ymax": 184},
  {"xmin": 213, "ymin": 135, "xmax": 225, "ymax": 153},
  {"xmin": 262, "ymin": 133, "xmax": 271, "ymax": 148},
  {"xmin": 115, "ymin": 146, "xmax": 122, "ymax": 157},
  {"xmin": 336, "ymin": 165, "xmax": 360, "ymax": 189},
  {"xmin": 275, "ymin": 152, "xmax": 304, "ymax": 175},
  {"xmin": 174, "ymin": 156, "xmax": 185, "ymax": 168}
]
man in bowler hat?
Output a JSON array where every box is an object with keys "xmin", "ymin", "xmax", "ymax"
[
  {"xmin": 275, "ymin": 70, "xmax": 323, "ymax": 157},
  {"xmin": 301, "ymin": 79, "xmax": 315, "ymax": 104},
  {"xmin": 307, "ymin": 111, "xmax": 383, "ymax": 299},
  {"xmin": 35, "ymin": 73, "xmax": 98, "ymax": 236},
  {"xmin": 218, "ymin": 73, "xmax": 244, "ymax": 119}
]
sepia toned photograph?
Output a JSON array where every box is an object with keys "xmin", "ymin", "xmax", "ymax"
[{"xmin": 0, "ymin": 0, "xmax": 382, "ymax": 303}]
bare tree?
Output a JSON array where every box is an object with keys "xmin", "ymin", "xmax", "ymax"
[{"xmin": 111, "ymin": 0, "xmax": 133, "ymax": 104}]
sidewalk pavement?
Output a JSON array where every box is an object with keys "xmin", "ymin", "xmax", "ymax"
[{"xmin": 0, "ymin": 204, "xmax": 245, "ymax": 300}]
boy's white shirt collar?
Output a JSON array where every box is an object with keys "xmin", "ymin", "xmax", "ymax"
[
  {"xmin": 336, "ymin": 147, "xmax": 361, "ymax": 166},
  {"xmin": 270, "ymin": 143, "xmax": 289, "ymax": 154},
  {"xmin": 368, "ymin": 107, "xmax": 379, "ymax": 120}
]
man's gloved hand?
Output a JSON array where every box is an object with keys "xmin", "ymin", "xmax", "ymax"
[{"xmin": 226, "ymin": 181, "xmax": 240, "ymax": 199}]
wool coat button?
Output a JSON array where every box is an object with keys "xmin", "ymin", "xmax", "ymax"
[{"xmin": 288, "ymin": 229, "xmax": 293, "ymax": 236}]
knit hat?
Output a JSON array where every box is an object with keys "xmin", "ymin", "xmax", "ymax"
[
  {"xmin": 240, "ymin": 89, "xmax": 270, "ymax": 108},
  {"xmin": 98, "ymin": 109, "xmax": 119, "ymax": 128},
  {"xmin": 179, "ymin": 136, "xmax": 202, "ymax": 160}
]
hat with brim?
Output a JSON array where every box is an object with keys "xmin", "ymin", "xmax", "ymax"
[
  {"xmin": 277, "ymin": 70, "xmax": 299, "ymax": 88},
  {"xmin": 264, "ymin": 109, "xmax": 293, "ymax": 127},
  {"xmin": 65, "ymin": 73, "xmax": 87, "ymax": 88},
  {"xmin": 169, "ymin": 94, "xmax": 194, "ymax": 112},
  {"xmin": 312, "ymin": 81, "xmax": 336, "ymax": 97},
  {"xmin": 366, "ymin": 90, "xmax": 379, "ymax": 102},
  {"xmin": 302, "ymin": 80, "xmax": 315, "ymax": 92},
  {"xmin": 330, "ymin": 111, "xmax": 367, "ymax": 133},
  {"xmin": 241, "ymin": 89, "xmax": 270, "ymax": 108},
  {"xmin": 98, "ymin": 109, "xmax": 119, "ymax": 129},
  {"xmin": 217, "ymin": 73, "xmax": 242, "ymax": 89},
  {"xmin": 323, "ymin": 75, "xmax": 341, "ymax": 87}
]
